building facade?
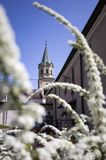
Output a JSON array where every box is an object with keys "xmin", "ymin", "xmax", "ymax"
[{"xmin": 50, "ymin": 0, "xmax": 106, "ymax": 129}]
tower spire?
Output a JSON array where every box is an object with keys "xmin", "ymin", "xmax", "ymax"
[{"xmin": 41, "ymin": 41, "xmax": 50, "ymax": 64}]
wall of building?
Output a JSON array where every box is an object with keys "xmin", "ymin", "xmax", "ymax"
[
  {"xmin": 83, "ymin": 4, "xmax": 106, "ymax": 114},
  {"xmin": 50, "ymin": 2, "xmax": 106, "ymax": 129},
  {"xmin": 0, "ymin": 110, "xmax": 18, "ymax": 126},
  {"xmin": 50, "ymin": 53, "xmax": 83, "ymax": 129}
]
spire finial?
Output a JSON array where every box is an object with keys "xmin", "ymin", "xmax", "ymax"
[{"xmin": 45, "ymin": 41, "xmax": 47, "ymax": 47}]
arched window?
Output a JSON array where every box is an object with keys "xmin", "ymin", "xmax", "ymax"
[
  {"xmin": 41, "ymin": 69, "xmax": 43, "ymax": 75},
  {"xmin": 46, "ymin": 69, "xmax": 48, "ymax": 74}
]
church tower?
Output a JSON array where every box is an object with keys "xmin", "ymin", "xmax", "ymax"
[{"xmin": 38, "ymin": 42, "xmax": 54, "ymax": 88}]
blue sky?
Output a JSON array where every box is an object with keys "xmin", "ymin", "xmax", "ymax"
[{"xmin": 0, "ymin": 0, "xmax": 99, "ymax": 89}]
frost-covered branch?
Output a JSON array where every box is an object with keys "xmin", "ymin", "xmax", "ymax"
[
  {"xmin": 11, "ymin": 103, "xmax": 46, "ymax": 130},
  {"xmin": 5, "ymin": 135, "xmax": 33, "ymax": 160},
  {"xmin": 67, "ymin": 134, "xmax": 106, "ymax": 160},
  {"xmin": 0, "ymin": 4, "xmax": 32, "ymax": 109},
  {"xmin": 34, "ymin": 133, "xmax": 48, "ymax": 147},
  {"xmin": 37, "ymin": 138, "xmax": 73, "ymax": 160},
  {"xmin": 48, "ymin": 94, "xmax": 89, "ymax": 134},
  {"xmin": 26, "ymin": 82, "xmax": 89, "ymax": 102},
  {"xmin": 93, "ymin": 53, "xmax": 106, "ymax": 75},
  {"xmin": 0, "ymin": 5, "xmax": 46, "ymax": 159},
  {"xmin": 0, "ymin": 5, "xmax": 32, "ymax": 93},
  {"xmin": 40, "ymin": 125, "xmax": 62, "ymax": 137}
]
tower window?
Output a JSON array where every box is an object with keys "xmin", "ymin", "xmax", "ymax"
[
  {"xmin": 41, "ymin": 69, "xmax": 43, "ymax": 75},
  {"xmin": 51, "ymin": 70, "xmax": 52, "ymax": 75},
  {"xmin": 46, "ymin": 69, "xmax": 48, "ymax": 74}
]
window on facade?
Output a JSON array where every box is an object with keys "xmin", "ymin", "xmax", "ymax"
[
  {"xmin": 41, "ymin": 69, "xmax": 43, "ymax": 75},
  {"xmin": 58, "ymin": 105, "xmax": 63, "ymax": 109},
  {"xmin": 45, "ymin": 111, "xmax": 53, "ymax": 125},
  {"xmin": 64, "ymin": 88, "xmax": 67, "ymax": 95},
  {"xmin": 69, "ymin": 100, "xmax": 76, "ymax": 110},
  {"xmin": 51, "ymin": 70, "xmax": 52, "ymax": 75},
  {"xmin": 71, "ymin": 68, "xmax": 75, "ymax": 95},
  {"xmin": 72, "ymin": 68, "xmax": 75, "ymax": 83},
  {"xmin": 69, "ymin": 100, "xmax": 76, "ymax": 126},
  {"xmin": 71, "ymin": 90, "xmax": 74, "ymax": 95},
  {"xmin": 44, "ymin": 89, "xmax": 48, "ymax": 95},
  {"xmin": 46, "ymin": 69, "xmax": 48, "ymax": 74},
  {"xmin": 61, "ymin": 111, "xmax": 67, "ymax": 117},
  {"xmin": 89, "ymin": 43, "xmax": 92, "ymax": 48}
]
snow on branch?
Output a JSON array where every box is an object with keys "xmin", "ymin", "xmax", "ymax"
[
  {"xmin": 39, "ymin": 125, "xmax": 62, "ymax": 137},
  {"xmin": 26, "ymin": 82, "xmax": 89, "ymax": 102},
  {"xmin": 93, "ymin": 53, "xmax": 106, "ymax": 75},
  {"xmin": 48, "ymin": 94, "xmax": 89, "ymax": 134}
]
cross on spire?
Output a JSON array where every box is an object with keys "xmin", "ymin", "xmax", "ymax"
[{"xmin": 45, "ymin": 40, "xmax": 47, "ymax": 47}]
